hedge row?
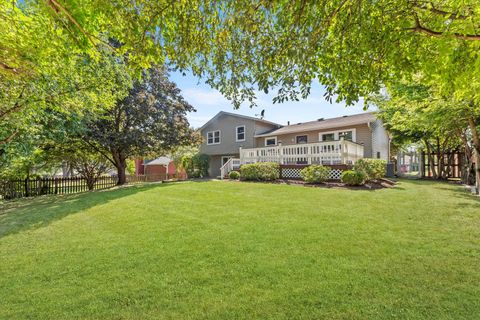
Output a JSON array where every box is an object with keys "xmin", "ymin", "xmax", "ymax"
[
  {"xmin": 229, "ymin": 159, "xmax": 386, "ymax": 185},
  {"xmin": 239, "ymin": 162, "xmax": 279, "ymax": 181}
]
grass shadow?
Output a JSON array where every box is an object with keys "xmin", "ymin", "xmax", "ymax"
[{"xmin": 0, "ymin": 182, "xmax": 176, "ymax": 239}]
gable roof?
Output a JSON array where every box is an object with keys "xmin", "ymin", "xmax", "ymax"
[
  {"xmin": 144, "ymin": 156, "xmax": 172, "ymax": 166},
  {"xmin": 255, "ymin": 112, "xmax": 377, "ymax": 137},
  {"xmin": 198, "ymin": 111, "xmax": 280, "ymax": 131}
]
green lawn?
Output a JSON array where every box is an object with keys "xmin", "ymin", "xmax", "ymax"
[{"xmin": 0, "ymin": 180, "xmax": 479, "ymax": 319}]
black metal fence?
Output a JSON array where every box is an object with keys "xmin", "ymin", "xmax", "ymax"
[{"xmin": 0, "ymin": 173, "xmax": 187, "ymax": 200}]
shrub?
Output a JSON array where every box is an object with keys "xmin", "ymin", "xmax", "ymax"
[
  {"xmin": 354, "ymin": 159, "xmax": 386, "ymax": 181},
  {"xmin": 240, "ymin": 162, "xmax": 280, "ymax": 181},
  {"xmin": 182, "ymin": 153, "xmax": 210, "ymax": 178},
  {"xmin": 189, "ymin": 170, "xmax": 202, "ymax": 178},
  {"xmin": 229, "ymin": 171, "xmax": 240, "ymax": 180},
  {"xmin": 300, "ymin": 165, "xmax": 331, "ymax": 183},
  {"xmin": 341, "ymin": 170, "xmax": 366, "ymax": 186}
]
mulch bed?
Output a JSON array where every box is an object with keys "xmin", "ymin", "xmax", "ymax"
[{"xmin": 228, "ymin": 178, "xmax": 397, "ymax": 190}]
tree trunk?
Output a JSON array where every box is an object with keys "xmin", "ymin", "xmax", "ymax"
[
  {"xmin": 117, "ymin": 163, "xmax": 126, "ymax": 185},
  {"xmin": 115, "ymin": 156, "xmax": 127, "ymax": 185},
  {"xmin": 457, "ymin": 129, "xmax": 474, "ymax": 185},
  {"xmin": 425, "ymin": 140, "xmax": 437, "ymax": 178},
  {"xmin": 111, "ymin": 150, "xmax": 128, "ymax": 185},
  {"xmin": 86, "ymin": 177, "xmax": 95, "ymax": 190},
  {"xmin": 468, "ymin": 117, "xmax": 480, "ymax": 194}
]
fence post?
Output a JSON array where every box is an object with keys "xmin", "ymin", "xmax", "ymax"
[{"xmin": 24, "ymin": 178, "xmax": 29, "ymax": 197}]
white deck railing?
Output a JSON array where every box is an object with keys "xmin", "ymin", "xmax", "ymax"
[
  {"xmin": 240, "ymin": 138, "xmax": 364, "ymax": 165},
  {"xmin": 220, "ymin": 158, "xmax": 241, "ymax": 178}
]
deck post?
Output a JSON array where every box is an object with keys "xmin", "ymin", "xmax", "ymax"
[
  {"xmin": 340, "ymin": 137, "xmax": 347, "ymax": 164},
  {"xmin": 278, "ymin": 142, "xmax": 283, "ymax": 165}
]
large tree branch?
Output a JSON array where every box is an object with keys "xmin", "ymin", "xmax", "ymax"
[
  {"xmin": 407, "ymin": 15, "xmax": 480, "ymax": 40},
  {"xmin": 413, "ymin": 2, "xmax": 470, "ymax": 20},
  {"xmin": 47, "ymin": 0, "xmax": 96, "ymax": 46},
  {"xmin": 82, "ymin": 139, "xmax": 117, "ymax": 167}
]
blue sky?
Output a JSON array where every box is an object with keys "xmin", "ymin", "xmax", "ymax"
[{"xmin": 169, "ymin": 71, "xmax": 375, "ymax": 128}]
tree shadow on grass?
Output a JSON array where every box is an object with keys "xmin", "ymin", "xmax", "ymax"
[
  {"xmin": 404, "ymin": 179, "xmax": 480, "ymax": 208},
  {"xmin": 435, "ymin": 185, "xmax": 480, "ymax": 208},
  {"xmin": 0, "ymin": 182, "xmax": 176, "ymax": 239}
]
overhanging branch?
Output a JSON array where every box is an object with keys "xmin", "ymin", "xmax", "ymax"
[{"xmin": 407, "ymin": 15, "xmax": 480, "ymax": 40}]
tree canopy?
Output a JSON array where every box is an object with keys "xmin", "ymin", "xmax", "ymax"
[
  {"xmin": 85, "ymin": 66, "xmax": 198, "ymax": 184},
  {"xmin": 4, "ymin": 1, "xmax": 480, "ymax": 107}
]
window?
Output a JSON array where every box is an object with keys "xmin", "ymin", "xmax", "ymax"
[
  {"xmin": 236, "ymin": 125, "xmax": 245, "ymax": 142},
  {"xmin": 339, "ymin": 130, "xmax": 353, "ymax": 141},
  {"xmin": 321, "ymin": 133, "xmax": 335, "ymax": 141},
  {"xmin": 296, "ymin": 135, "xmax": 308, "ymax": 144},
  {"xmin": 265, "ymin": 137, "xmax": 277, "ymax": 146},
  {"xmin": 207, "ymin": 130, "xmax": 220, "ymax": 145}
]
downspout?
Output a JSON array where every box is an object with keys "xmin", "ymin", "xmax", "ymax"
[{"xmin": 367, "ymin": 121, "xmax": 373, "ymax": 158}]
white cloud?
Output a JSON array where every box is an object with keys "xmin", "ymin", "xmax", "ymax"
[
  {"xmin": 183, "ymin": 88, "xmax": 229, "ymax": 107},
  {"xmin": 187, "ymin": 115, "xmax": 213, "ymax": 128}
]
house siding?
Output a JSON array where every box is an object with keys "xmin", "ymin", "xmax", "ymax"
[
  {"xmin": 199, "ymin": 113, "xmax": 278, "ymax": 176},
  {"xmin": 371, "ymin": 119, "xmax": 390, "ymax": 160},
  {"xmin": 255, "ymin": 123, "xmax": 374, "ymax": 158}
]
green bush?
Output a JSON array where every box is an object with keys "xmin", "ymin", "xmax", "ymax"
[
  {"xmin": 354, "ymin": 159, "xmax": 386, "ymax": 180},
  {"xmin": 182, "ymin": 153, "xmax": 210, "ymax": 178},
  {"xmin": 229, "ymin": 171, "xmax": 240, "ymax": 180},
  {"xmin": 240, "ymin": 162, "xmax": 279, "ymax": 181},
  {"xmin": 341, "ymin": 170, "xmax": 366, "ymax": 186},
  {"xmin": 300, "ymin": 165, "xmax": 331, "ymax": 183}
]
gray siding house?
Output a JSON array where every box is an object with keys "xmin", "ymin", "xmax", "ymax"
[
  {"xmin": 198, "ymin": 112, "xmax": 280, "ymax": 177},
  {"xmin": 199, "ymin": 111, "xmax": 390, "ymax": 178}
]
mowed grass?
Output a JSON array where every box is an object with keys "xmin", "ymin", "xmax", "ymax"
[{"xmin": 0, "ymin": 180, "xmax": 479, "ymax": 319}]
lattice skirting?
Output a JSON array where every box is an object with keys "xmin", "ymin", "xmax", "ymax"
[{"xmin": 280, "ymin": 167, "xmax": 344, "ymax": 180}]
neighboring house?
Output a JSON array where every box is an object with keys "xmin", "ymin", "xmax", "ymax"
[{"xmin": 199, "ymin": 111, "xmax": 390, "ymax": 178}]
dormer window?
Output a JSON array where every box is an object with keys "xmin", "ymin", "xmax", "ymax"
[
  {"xmin": 207, "ymin": 130, "xmax": 221, "ymax": 145},
  {"xmin": 236, "ymin": 125, "xmax": 246, "ymax": 142}
]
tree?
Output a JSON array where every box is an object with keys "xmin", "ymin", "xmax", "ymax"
[
  {"xmin": 67, "ymin": 151, "xmax": 112, "ymax": 191},
  {"xmin": 374, "ymin": 79, "xmax": 478, "ymax": 187},
  {"xmin": 86, "ymin": 66, "xmax": 198, "ymax": 185},
  {"xmin": 5, "ymin": 1, "xmax": 480, "ymax": 190}
]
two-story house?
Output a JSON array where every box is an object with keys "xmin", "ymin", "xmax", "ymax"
[
  {"xmin": 198, "ymin": 111, "xmax": 281, "ymax": 177},
  {"xmin": 199, "ymin": 111, "xmax": 390, "ymax": 178}
]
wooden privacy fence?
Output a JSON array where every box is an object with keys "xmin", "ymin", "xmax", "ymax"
[{"xmin": 0, "ymin": 173, "xmax": 187, "ymax": 200}]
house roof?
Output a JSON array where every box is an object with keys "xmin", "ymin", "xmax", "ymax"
[
  {"xmin": 255, "ymin": 112, "xmax": 377, "ymax": 137},
  {"xmin": 144, "ymin": 156, "xmax": 172, "ymax": 166},
  {"xmin": 198, "ymin": 111, "xmax": 280, "ymax": 131}
]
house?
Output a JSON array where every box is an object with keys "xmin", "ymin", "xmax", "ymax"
[
  {"xmin": 199, "ymin": 111, "xmax": 390, "ymax": 178},
  {"xmin": 198, "ymin": 111, "xmax": 281, "ymax": 177}
]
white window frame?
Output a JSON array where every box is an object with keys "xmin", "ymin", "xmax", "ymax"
[
  {"xmin": 207, "ymin": 130, "xmax": 221, "ymax": 145},
  {"xmin": 319, "ymin": 131, "xmax": 337, "ymax": 142},
  {"xmin": 264, "ymin": 136, "xmax": 277, "ymax": 146},
  {"xmin": 295, "ymin": 134, "xmax": 308, "ymax": 144},
  {"xmin": 235, "ymin": 125, "xmax": 246, "ymax": 142},
  {"xmin": 338, "ymin": 129, "xmax": 356, "ymax": 142},
  {"xmin": 318, "ymin": 128, "xmax": 356, "ymax": 142}
]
